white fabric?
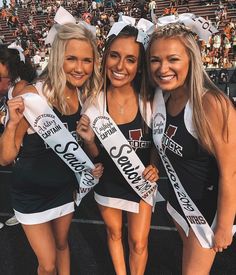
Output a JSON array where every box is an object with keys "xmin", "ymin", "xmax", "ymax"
[
  {"xmin": 14, "ymin": 202, "xmax": 74, "ymax": 225},
  {"xmin": 157, "ymin": 13, "xmax": 218, "ymax": 42},
  {"xmin": 21, "ymin": 93, "xmax": 98, "ymax": 205},
  {"xmin": 85, "ymin": 93, "xmax": 157, "ymax": 206},
  {"xmin": 107, "ymin": 14, "xmax": 155, "ymax": 49},
  {"xmin": 152, "ymin": 88, "xmax": 214, "ymax": 248},
  {"xmin": 8, "ymin": 42, "xmax": 25, "ymax": 63},
  {"xmin": 94, "ymin": 192, "xmax": 139, "ymax": 213},
  {"xmin": 45, "ymin": 6, "xmax": 96, "ymax": 46}
]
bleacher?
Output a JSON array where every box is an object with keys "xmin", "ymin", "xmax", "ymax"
[{"xmin": 0, "ymin": 0, "xmax": 236, "ymax": 65}]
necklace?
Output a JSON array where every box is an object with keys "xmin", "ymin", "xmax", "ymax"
[{"xmin": 110, "ymin": 95, "xmax": 131, "ymax": 115}]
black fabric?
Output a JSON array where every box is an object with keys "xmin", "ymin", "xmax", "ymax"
[
  {"xmin": 11, "ymin": 103, "xmax": 82, "ymax": 214},
  {"xmin": 94, "ymin": 109, "xmax": 153, "ymax": 203},
  {"xmin": 162, "ymin": 106, "xmax": 220, "ymax": 225}
]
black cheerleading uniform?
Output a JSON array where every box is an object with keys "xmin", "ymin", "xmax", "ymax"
[
  {"xmin": 162, "ymin": 106, "xmax": 236, "ymax": 234},
  {"xmin": 94, "ymin": 109, "xmax": 153, "ymax": 213},
  {"xmin": 11, "ymin": 102, "xmax": 82, "ymax": 225}
]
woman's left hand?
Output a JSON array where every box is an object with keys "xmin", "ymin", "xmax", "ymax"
[
  {"xmin": 142, "ymin": 164, "xmax": 159, "ymax": 183},
  {"xmin": 91, "ymin": 162, "xmax": 104, "ymax": 179},
  {"xmin": 213, "ymin": 226, "xmax": 233, "ymax": 253}
]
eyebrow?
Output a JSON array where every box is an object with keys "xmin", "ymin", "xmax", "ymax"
[
  {"xmin": 65, "ymin": 55, "xmax": 93, "ymax": 60},
  {"xmin": 110, "ymin": 51, "xmax": 138, "ymax": 59},
  {"xmin": 150, "ymin": 54, "xmax": 181, "ymax": 58}
]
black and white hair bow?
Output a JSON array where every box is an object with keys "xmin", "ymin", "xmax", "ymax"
[{"xmin": 107, "ymin": 14, "xmax": 155, "ymax": 49}]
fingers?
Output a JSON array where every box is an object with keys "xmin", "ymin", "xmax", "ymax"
[
  {"xmin": 213, "ymin": 243, "xmax": 229, "ymax": 253},
  {"xmin": 76, "ymin": 115, "xmax": 95, "ymax": 144},
  {"xmin": 8, "ymin": 96, "xmax": 25, "ymax": 114},
  {"xmin": 77, "ymin": 115, "xmax": 91, "ymax": 132},
  {"xmin": 213, "ymin": 246, "xmax": 227, "ymax": 253},
  {"xmin": 7, "ymin": 97, "xmax": 25, "ymax": 125},
  {"xmin": 91, "ymin": 163, "xmax": 104, "ymax": 179},
  {"xmin": 213, "ymin": 228, "xmax": 232, "ymax": 253},
  {"xmin": 77, "ymin": 114, "xmax": 90, "ymax": 126},
  {"xmin": 142, "ymin": 164, "xmax": 159, "ymax": 182}
]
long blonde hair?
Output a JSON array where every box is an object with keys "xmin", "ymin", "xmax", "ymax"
[
  {"xmin": 43, "ymin": 23, "xmax": 102, "ymax": 114},
  {"xmin": 147, "ymin": 23, "xmax": 230, "ymax": 153}
]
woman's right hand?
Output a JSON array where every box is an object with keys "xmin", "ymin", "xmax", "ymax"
[
  {"xmin": 77, "ymin": 114, "xmax": 95, "ymax": 145},
  {"xmin": 7, "ymin": 96, "xmax": 25, "ymax": 128},
  {"xmin": 91, "ymin": 162, "xmax": 104, "ymax": 179}
]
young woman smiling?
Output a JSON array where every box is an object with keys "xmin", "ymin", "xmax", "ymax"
[
  {"xmin": 0, "ymin": 23, "xmax": 103, "ymax": 275},
  {"xmin": 77, "ymin": 23, "xmax": 159, "ymax": 275},
  {"xmin": 147, "ymin": 23, "xmax": 236, "ymax": 275}
]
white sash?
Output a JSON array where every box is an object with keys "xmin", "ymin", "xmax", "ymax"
[
  {"xmin": 152, "ymin": 88, "xmax": 214, "ymax": 248},
  {"xmin": 21, "ymin": 93, "xmax": 98, "ymax": 205},
  {"xmin": 85, "ymin": 93, "xmax": 157, "ymax": 206}
]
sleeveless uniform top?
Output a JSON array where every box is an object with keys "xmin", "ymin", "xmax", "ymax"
[
  {"xmin": 164, "ymin": 107, "xmax": 218, "ymax": 199},
  {"xmin": 163, "ymin": 106, "xmax": 219, "ymax": 225},
  {"xmin": 12, "ymin": 104, "xmax": 82, "ymax": 215},
  {"xmin": 94, "ymin": 109, "xmax": 153, "ymax": 203}
]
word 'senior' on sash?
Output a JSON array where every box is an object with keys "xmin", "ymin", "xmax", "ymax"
[
  {"xmin": 21, "ymin": 93, "xmax": 98, "ymax": 205},
  {"xmin": 85, "ymin": 95, "xmax": 157, "ymax": 207}
]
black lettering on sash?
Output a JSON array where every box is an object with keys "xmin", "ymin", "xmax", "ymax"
[
  {"xmin": 110, "ymin": 144, "xmax": 132, "ymax": 158},
  {"xmin": 55, "ymin": 141, "xmax": 79, "ymax": 154},
  {"xmin": 186, "ymin": 215, "xmax": 206, "ymax": 224},
  {"xmin": 81, "ymin": 172, "xmax": 95, "ymax": 187}
]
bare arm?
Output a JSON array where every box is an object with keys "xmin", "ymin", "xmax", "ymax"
[
  {"xmin": 203, "ymin": 93, "xmax": 236, "ymax": 252},
  {"xmin": 0, "ymin": 97, "xmax": 28, "ymax": 165},
  {"xmin": 0, "ymin": 84, "xmax": 37, "ymax": 165}
]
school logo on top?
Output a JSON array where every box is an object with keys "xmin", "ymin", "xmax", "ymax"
[
  {"xmin": 162, "ymin": 125, "xmax": 183, "ymax": 157},
  {"xmin": 128, "ymin": 129, "xmax": 151, "ymax": 151}
]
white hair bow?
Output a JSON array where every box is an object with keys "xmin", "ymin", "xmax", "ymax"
[
  {"xmin": 107, "ymin": 14, "xmax": 155, "ymax": 49},
  {"xmin": 157, "ymin": 13, "xmax": 218, "ymax": 42},
  {"xmin": 8, "ymin": 41, "xmax": 25, "ymax": 63},
  {"xmin": 45, "ymin": 6, "xmax": 96, "ymax": 46}
]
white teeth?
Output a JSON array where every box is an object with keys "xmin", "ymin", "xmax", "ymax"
[
  {"xmin": 112, "ymin": 71, "xmax": 126, "ymax": 79},
  {"xmin": 159, "ymin": 75, "xmax": 175, "ymax": 81},
  {"xmin": 72, "ymin": 75, "xmax": 83, "ymax": 79}
]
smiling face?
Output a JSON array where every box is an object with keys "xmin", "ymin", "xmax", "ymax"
[
  {"xmin": 105, "ymin": 36, "xmax": 140, "ymax": 90},
  {"xmin": 149, "ymin": 37, "xmax": 190, "ymax": 92},
  {"xmin": 63, "ymin": 39, "xmax": 94, "ymax": 89}
]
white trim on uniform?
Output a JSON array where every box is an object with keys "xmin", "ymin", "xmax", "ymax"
[
  {"xmin": 94, "ymin": 192, "xmax": 139, "ymax": 213},
  {"xmin": 14, "ymin": 202, "xmax": 75, "ymax": 225}
]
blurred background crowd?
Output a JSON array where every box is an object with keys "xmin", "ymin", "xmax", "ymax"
[{"xmin": 0, "ymin": 0, "xmax": 236, "ymax": 73}]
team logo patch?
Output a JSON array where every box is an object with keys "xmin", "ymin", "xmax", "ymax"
[
  {"xmin": 162, "ymin": 125, "xmax": 183, "ymax": 157},
  {"xmin": 128, "ymin": 129, "xmax": 151, "ymax": 151}
]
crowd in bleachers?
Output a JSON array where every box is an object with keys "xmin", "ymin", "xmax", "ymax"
[{"xmin": 0, "ymin": 0, "xmax": 236, "ymax": 71}]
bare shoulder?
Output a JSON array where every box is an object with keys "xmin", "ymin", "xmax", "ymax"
[
  {"xmin": 13, "ymin": 83, "xmax": 38, "ymax": 97},
  {"xmin": 203, "ymin": 90, "xmax": 236, "ymax": 129},
  {"xmin": 202, "ymin": 90, "xmax": 234, "ymax": 116}
]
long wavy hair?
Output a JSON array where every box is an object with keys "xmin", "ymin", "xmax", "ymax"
[
  {"xmin": 146, "ymin": 23, "xmax": 231, "ymax": 153},
  {"xmin": 99, "ymin": 25, "xmax": 153, "ymax": 126},
  {"xmin": 42, "ymin": 23, "xmax": 102, "ymax": 114}
]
